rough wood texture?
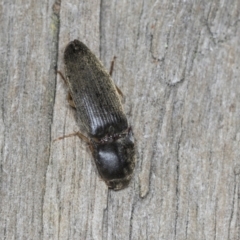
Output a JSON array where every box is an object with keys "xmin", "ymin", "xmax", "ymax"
[{"xmin": 1, "ymin": 0, "xmax": 239, "ymax": 239}]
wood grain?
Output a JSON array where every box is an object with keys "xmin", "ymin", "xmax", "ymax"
[{"xmin": 1, "ymin": 0, "xmax": 239, "ymax": 239}]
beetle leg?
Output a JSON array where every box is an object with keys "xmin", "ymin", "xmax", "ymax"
[
  {"xmin": 56, "ymin": 70, "xmax": 77, "ymax": 109},
  {"xmin": 54, "ymin": 131, "xmax": 95, "ymax": 153},
  {"xmin": 71, "ymin": 132, "xmax": 94, "ymax": 154},
  {"xmin": 67, "ymin": 92, "xmax": 76, "ymax": 108},
  {"xmin": 56, "ymin": 70, "xmax": 68, "ymax": 85},
  {"xmin": 54, "ymin": 131, "xmax": 90, "ymax": 143},
  {"xmin": 74, "ymin": 132, "xmax": 90, "ymax": 143},
  {"xmin": 108, "ymin": 56, "xmax": 124, "ymax": 99},
  {"xmin": 109, "ymin": 56, "xmax": 117, "ymax": 77},
  {"xmin": 115, "ymin": 85, "xmax": 124, "ymax": 98}
]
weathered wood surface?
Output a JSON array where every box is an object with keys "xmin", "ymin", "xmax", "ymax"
[{"xmin": 1, "ymin": 0, "xmax": 240, "ymax": 239}]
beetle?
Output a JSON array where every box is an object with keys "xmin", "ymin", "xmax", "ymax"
[{"xmin": 59, "ymin": 40, "xmax": 135, "ymax": 190}]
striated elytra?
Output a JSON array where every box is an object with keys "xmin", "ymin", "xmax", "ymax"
[{"xmin": 63, "ymin": 40, "xmax": 135, "ymax": 190}]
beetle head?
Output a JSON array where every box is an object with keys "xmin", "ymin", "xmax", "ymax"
[{"xmin": 93, "ymin": 129, "xmax": 135, "ymax": 190}]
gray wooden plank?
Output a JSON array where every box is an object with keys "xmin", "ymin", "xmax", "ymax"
[
  {"xmin": 1, "ymin": 0, "xmax": 240, "ymax": 239},
  {"xmin": 0, "ymin": 0, "xmax": 60, "ymax": 239}
]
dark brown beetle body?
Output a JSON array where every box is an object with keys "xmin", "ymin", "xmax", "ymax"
[{"xmin": 63, "ymin": 40, "xmax": 135, "ymax": 190}]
